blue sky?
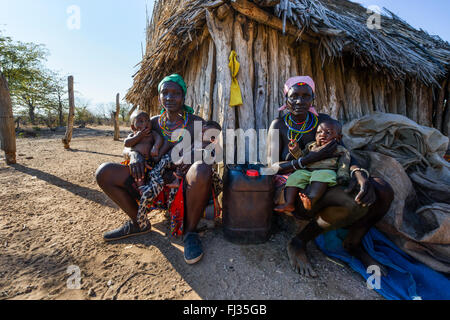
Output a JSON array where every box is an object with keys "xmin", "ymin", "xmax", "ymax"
[
  {"xmin": 356, "ymin": 0, "xmax": 450, "ymax": 41},
  {"xmin": 0, "ymin": 0, "xmax": 151, "ymax": 111},
  {"xmin": 0, "ymin": 1, "xmax": 449, "ymax": 112}
]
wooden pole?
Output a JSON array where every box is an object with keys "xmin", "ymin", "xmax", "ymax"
[
  {"xmin": 397, "ymin": 81, "xmax": 407, "ymax": 117},
  {"xmin": 206, "ymin": 6, "xmax": 235, "ymax": 164},
  {"xmin": 233, "ymin": 14, "xmax": 256, "ymax": 163},
  {"xmin": 278, "ymin": 35, "xmax": 291, "ymax": 112},
  {"xmin": 254, "ymin": 23, "xmax": 269, "ymax": 132},
  {"xmin": 311, "ymin": 47, "xmax": 328, "ymax": 114},
  {"xmin": 406, "ymin": 79, "xmax": 419, "ymax": 123},
  {"xmin": 62, "ymin": 76, "xmax": 75, "ymax": 149},
  {"xmin": 344, "ymin": 68, "xmax": 362, "ymax": 120},
  {"xmin": 324, "ymin": 60, "xmax": 346, "ymax": 121},
  {"xmin": 434, "ymin": 79, "xmax": 447, "ymax": 132},
  {"xmin": 206, "ymin": 6, "xmax": 235, "ymax": 129},
  {"xmin": 254, "ymin": 24, "xmax": 269, "ymax": 163},
  {"xmin": 0, "ymin": 72, "xmax": 16, "ymax": 164},
  {"xmin": 114, "ymin": 93, "xmax": 120, "ymax": 141},
  {"xmin": 202, "ymin": 38, "xmax": 216, "ymax": 121},
  {"xmin": 373, "ymin": 76, "xmax": 387, "ymax": 114},
  {"xmin": 417, "ymin": 84, "xmax": 432, "ymax": 127},
  {"xmin": 267, "ymin": 27, "xmax": 280, "ymax": 124}
]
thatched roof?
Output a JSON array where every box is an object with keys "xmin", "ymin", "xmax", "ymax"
[{"xmin": 126, "ymin": 0, "xmax": 450, "ymax": 107}]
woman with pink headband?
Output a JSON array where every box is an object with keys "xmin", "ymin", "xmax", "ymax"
[
  {"xmin": 267, "ymin": 76, "xmax": 394, "ymax": 278},
  {"xmin": 278, "ymin": 76, "xmax": 318, "ymax": 114}
]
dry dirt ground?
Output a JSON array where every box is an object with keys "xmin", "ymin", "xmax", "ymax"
[{"xmin": 0, "ymin": 125, "xmax": 382, "ymax": 300}]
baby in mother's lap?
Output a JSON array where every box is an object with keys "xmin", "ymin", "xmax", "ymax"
[{"xmin": 275, "ymin": 119, "xmax": 351, "ymax": 213}]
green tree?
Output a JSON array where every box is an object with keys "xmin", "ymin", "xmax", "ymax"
[
  {"xmin": 0, "ymin": 32, "xmax": 56, "ymax": 124},
  {"xmin": 43, "ymin": 72, "xmax": 68, "ymax": 127},
  {"xmin": 74, "ymin": 98, "xmax": 95, "ymax": 127},
  {"xmin": 120, "ymin": 102, "xmax": 133, "ymax": 123},
  {"xmin": 94, "ymin": 103, "xmax": 113, "ymax": 120}
]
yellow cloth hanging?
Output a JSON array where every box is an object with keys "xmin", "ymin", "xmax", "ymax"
[{"xmin": 228, "ymin": 50, "xmax": 243, "ymax": 107}]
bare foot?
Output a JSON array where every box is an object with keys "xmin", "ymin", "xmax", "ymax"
[
  {"xmin": 299, "ymin": 192, "xmax": 312, "ymax": 211},
  {"xmin": 274, "ymin": 203, "xmax": 296, "ymax": 213},
  {"xmin": 287, "ymin": 238, "xmax": 317, "ymax": 277}
]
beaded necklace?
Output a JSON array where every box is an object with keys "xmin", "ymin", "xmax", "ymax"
[
  {"xmin": 158, "ymin": 110, "xmax": 189, "ymax": 143},
  {"xmin": 284, "ymin": 112, "xmax": 318, "ymax": 145}
]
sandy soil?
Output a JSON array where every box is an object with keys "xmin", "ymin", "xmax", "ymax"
[{"xmin": 0, "ymin": 125, "xmax": 382, "ymax": 300}]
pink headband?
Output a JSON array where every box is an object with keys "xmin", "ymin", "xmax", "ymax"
[
  {"xmin": 279, "ymin": 76, "xmax": 318, "ymax": 115},
  {"xmin": 284, "ymin": 76, "xmax": 315, "ymax": 95}
]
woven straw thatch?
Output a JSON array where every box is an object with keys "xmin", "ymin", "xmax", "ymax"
[{"xmin": 126, "ymin": 0, "xmax": 450, "ymax": 110}]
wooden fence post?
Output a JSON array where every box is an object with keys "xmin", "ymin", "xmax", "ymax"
[
  {"xmin": 114, "ymin": 93, "xmax": 120, "ymax": 141},
  {"xmin": 62, "ymin": 76, "xmax": 75, "ymax": 149},
  {"xmin": 0, "ymin": 72, "xmax": 16, "ymax": 164}
]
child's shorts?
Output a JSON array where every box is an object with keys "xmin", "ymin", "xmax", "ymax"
[{"xmin": 285, "ymin": 169, "xmax": 337, "ymax": 189}]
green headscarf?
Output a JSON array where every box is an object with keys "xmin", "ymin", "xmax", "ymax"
[{"xmin": 158, "ymin": 74, "xmax": 194, "ymax": 114}]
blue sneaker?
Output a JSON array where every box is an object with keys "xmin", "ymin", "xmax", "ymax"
[{"xmin": 183, "ymin": 232, "xmax": 204, "ymax": 264}]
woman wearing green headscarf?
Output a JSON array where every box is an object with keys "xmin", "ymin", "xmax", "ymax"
[
  {"xmin": 157, "ymin": 74, "xmax": 195, "ymax": 115},
  {"xmin": 96, "ymin": 74, "xmax": 221, "ymax": 265}
]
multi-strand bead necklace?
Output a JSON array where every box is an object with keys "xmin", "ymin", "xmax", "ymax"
[
  {"xmin": 284, "ymin": 112, "xmax": 318, "ymax": 148},
  {"xmin": 158, "ymin": 110, "xmax": 189, "ymax": 143}
]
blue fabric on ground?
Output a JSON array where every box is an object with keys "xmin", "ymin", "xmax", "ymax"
[{"xmin": 315, "ymin": 228, "xmax": 450, "ymax": 300}]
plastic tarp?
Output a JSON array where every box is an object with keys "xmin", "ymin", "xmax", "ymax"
[{"xmin": 341, "ymin": 113, "xmax": 450, "ymax": 274}]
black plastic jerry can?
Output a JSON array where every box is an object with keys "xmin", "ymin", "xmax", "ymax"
[{"xmin": 222, "ymin": 164, "xmax": 274, "ymax": 244}]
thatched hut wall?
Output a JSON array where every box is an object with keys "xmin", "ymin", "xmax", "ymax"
[
  {"xmin": 178, "ymin": 20, "xmax": 447, "ymax": 134},
  {"xmin": 127, "ymin": 0, "xmax": 450, "ymax": 149}
]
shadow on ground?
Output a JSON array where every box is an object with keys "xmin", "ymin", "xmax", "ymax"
[
  {"xmin": 103, "ymin": 215, "xmax": 378, "ymax": 300},
  {"xmin": 11, "ymin": 164, "xmax": 117, "ymax": 209},
  {"xmin": 0, "ymin": 250, "xmax": 82, "ymax": 299},
  {"xmin": 15, "ymin": 127, "xmax": 130, "ymax": 141}
]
